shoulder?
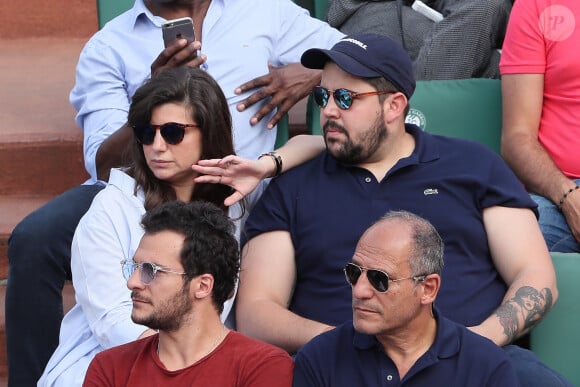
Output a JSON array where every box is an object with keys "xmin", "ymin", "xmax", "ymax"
[
  {"xmin": 439, "ymin": 315, "xmax": 510, "ymax": 362},
  {"xmin": 87, "ymin": 336, "xmax": 153, "ymax": 382},
  {"xmin": 94, "ymin": 335, "xmax": 152, "ymax": 363},
  {"xmin": 296, "ymin": 322, "xmax": 355, "ymax": 362},
  {"xmin": 252, "ymin": 153, "xmax": 326, "ymax": 204},
  {"xmin": 81, "ymin": 6, "xmax": 148, "ymax": 59},
  {"xmin": 421, "ymin": 132, "xmax": 513, "ymax": 175},
  {"xmin": 268, "ymin": 153, "xmax": 330, "ymax": 195},
  {"xmin": 90, "ymin": 176, "xmax": 138, "ymax": 208},
  {"xmin": 429, "ymin": 132, "xmax": 498, "ymax": 159},
  {"xmin": 93, "ymin": 169, "xmax": 139, "ymax": 203},
  {"xmin": 226, "ymin": 331, "xmax": 291, "ymax": 360},
  {"xmin": 78, "ymin": 170, "xmax": 143, "ymax": 225}
]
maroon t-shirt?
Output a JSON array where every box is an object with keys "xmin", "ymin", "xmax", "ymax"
[{"xmin": 83, "ymin": 331, "xmax": 293, "ymax": 386}]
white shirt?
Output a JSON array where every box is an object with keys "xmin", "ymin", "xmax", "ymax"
[
  {"xmin": 71, "ymin": 0, "xmax": 344, "ymax": 183},
  {"xmin": 38, "ymin": 169, "xmax": 255, "ymax": 386}
]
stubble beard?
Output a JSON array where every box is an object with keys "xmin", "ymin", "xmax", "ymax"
[
  {"xmin": 132, "ymin": 284, "xmax": 192, "ymax": 332},
  {"xmin": 324, "ymin": 111, "xmax": 387, "ymax": 165}
]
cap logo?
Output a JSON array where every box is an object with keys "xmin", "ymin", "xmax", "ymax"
[{"xmin": 338, "ymin": 38, "xmax": 368, "ymax": 50}]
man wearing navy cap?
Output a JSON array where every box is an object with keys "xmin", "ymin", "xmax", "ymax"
[{"xmin": 237, "ymin": 34, "xmax": 570, "ymax": 386}]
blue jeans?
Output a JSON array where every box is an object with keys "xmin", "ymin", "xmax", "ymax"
[
  {"xmin": 504, "ymin": 345, "xmax": 573, "ymax": 386},
  {"xmin": 531, "ymin": 179, "xmax": 580, "ymax": 253},
  {"xmin": 5, "ymin": 183, "xmax": 104, "ymax": 387}
]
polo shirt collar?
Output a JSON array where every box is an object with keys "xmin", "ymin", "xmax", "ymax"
[{"xmin": 351, "ymin": 307, "xmax": 460, "ymax": 360}]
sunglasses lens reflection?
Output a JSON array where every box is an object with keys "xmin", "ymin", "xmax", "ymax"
[
  {"xmin": 334, "ymin": 89, "xmax": 353, "ymax": 110},
  {"xmin": 313, "ymin": 87, "xmax": 355, "ymax": 110},
  {"xmin": 313, "ymin": 87, "xmax": 329, "ymax": 108}
]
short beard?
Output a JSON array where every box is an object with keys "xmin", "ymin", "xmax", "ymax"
[
  {"xmin": 132, "ymin": 283, "xmax": 192, "ymax": 332},
  {"xmin": 324, "ymin": 110, "xmax": 387, "ymax": 165}
]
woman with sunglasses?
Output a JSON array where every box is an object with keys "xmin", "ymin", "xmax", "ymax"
[{"xmin": 38, "ymin": 66, "xmax": 324, "ymax": 386}]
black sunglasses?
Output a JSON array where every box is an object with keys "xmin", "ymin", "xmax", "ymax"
[
  {"xmin": 344, "ymin": 262, "xmax": 426, "ymax": 293},
  {"xmin": 132, "ymin": 122, "xmax": 199, "ymax": 145},
  {"xmin": 313, "ymin": 86, "xmax": 394, "ymax": 110},
  {"xmin": 121, "ymin": 259, "xmax": 185, "ymax": 285}
]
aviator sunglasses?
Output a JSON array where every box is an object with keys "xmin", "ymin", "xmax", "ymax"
[
  {"xmin": 313, "ymin": 86, "xmax": 394, "ymax": 110},
  {"xmin": 132, "ymin": 122, "xmax": 199, "ymax": 145},
  {"xmin": 121, "ymin": 259, "xmax": 185, "ymax": 285},
  {"xmin": 344, "ymin": 262, "xmax": 426, "ymax": 293}
]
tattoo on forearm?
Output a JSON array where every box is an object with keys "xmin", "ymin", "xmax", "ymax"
[{"xmin": 495, "ymin": 286, "xmax": 553, "ymax": 342}]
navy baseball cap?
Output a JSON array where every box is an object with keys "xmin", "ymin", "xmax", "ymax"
[{"xmin": 301, "ymin": 33, "xmax": 415, "ymax": 98}]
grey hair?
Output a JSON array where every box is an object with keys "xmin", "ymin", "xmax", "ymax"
[{"xmin": 379, "ymin": 210, "xmax": 444, "ymax": 276}]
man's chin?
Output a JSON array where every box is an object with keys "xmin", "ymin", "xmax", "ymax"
[
  {"xmin": 131, "ymin": 313, "xmax": 150, "ymax": 327},
  {"xmin": 353, "ymin": 319, "xmax": 378, "ymax": 336},
  {"xmin": 325, "ymin": 141, "xmax": 344, "ymax": 157}
]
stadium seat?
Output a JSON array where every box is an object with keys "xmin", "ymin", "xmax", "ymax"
[
  {"xmin": 97, "ymin": 0, "xmax": 134, "ymax": 28},
  {"xmin": 308, "ymin": 78, "xmax": 502, "ymax": 154},
  {"xmin": 530, "ymin": 252, "xmax": 580, "ymax": 386}
]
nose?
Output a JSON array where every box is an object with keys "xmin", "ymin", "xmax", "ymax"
[
  {"xmin": 351, "ymin": 272, "xmax": 374, "ymax": 300},
  {"xmin": 150, "ymin": 129, "xmax": 168, "ymax": 150},
  {"xmin": 320, "ymin": 98, "xmax": 341, "ymax": 130},
  {"xmin": 127, "ymin": 267, "xmax": 144, "ymax": 291}
]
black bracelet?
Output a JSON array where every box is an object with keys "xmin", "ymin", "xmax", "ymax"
[
  {"xmin": 557, "ymin": 185, "xmax": 579, "ymax": 210},
  {"xmin": 259, "ymin": 151, "xmax": 283, "ymax": 178}
]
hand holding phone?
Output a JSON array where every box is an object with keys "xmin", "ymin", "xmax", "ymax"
[{"xmin": 162, "ymin": 17, "xmax": 196, "ymax": 48}]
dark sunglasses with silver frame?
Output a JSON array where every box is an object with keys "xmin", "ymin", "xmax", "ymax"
[{"xmin": 344, "ymin": 262, "xmax": 426, "ymax": 293}]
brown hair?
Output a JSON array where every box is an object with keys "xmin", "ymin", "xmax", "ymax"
[{"xmin": 127, "ymin": 67, "xmax": 235, "ymax": 212}]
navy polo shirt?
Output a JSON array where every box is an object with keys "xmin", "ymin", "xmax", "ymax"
[
  {"xmin": 292, "ymin": 308, "xmax": 520, "ymax": 387},
  {"xmin": 243, "ymin": 124, "xmax": 536, "ymax": 327}
]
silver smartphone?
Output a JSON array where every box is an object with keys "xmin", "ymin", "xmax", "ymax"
[{"xmin": 162, "ymin": 17, "xmax": 196, "ymax": 48}]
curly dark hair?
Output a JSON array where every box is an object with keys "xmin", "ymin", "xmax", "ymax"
[{"xmin": 140, "ymin": 200, "xmax": 239, "ymax": 314}]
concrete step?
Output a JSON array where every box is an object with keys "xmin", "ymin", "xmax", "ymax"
[
  {"xmin": 0, "ymin": 36, "xmax": 91, "ymax": 383},
  {"xmin": 0, "ymin": 1, "xmax": 96, "ymax": 383},
  {"xmin": 0, "ymin": 37, "xmax": 90, "ymax": 271},
  {"xmin": 0, "ymin": 1, "xmax": 96, "ymax": 39}
]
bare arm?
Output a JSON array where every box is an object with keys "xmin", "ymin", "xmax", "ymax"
[
  {"xmin": 193, "ymin": 135, "xmax": 325, "ymax": 206},
  {"xmin": 501, "ymin": 74, "xmax": 580, "ymax": 241},
  {"xmin": 236, "ymin": 231, "xmax": 332, "ymax": 353},
  {"xmin": 469, "ymin": 206, "xmax": 558, "ymax": 346}
]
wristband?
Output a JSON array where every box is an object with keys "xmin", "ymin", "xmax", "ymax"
[
  {"xmin": 259, "ymin": 151, "xmax": 283, "ymax": 178},
  {"xmin": 557, "ymin": 185, "xmax": 579, "ymax": 210}
]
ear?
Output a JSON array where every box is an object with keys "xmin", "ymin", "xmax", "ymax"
[
  {"xmin": 420, "ymin": 274, "xmax": 441, "ymax": 305},
  {"xmin": 192, "ymin": 273, "xmax": 214, "ymax": 301},
  {"xmin": 383, "ymin": 92, "xmax": 408, "ymax": 124}
]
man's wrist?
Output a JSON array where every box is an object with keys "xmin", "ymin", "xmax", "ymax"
[
  {"xmin": 557, "ymin": 184, "xmax": 579, "ymax": 211},
  {"xmin": 258, "ymin": 151, "xmax": 283, "ymax": 178}
]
